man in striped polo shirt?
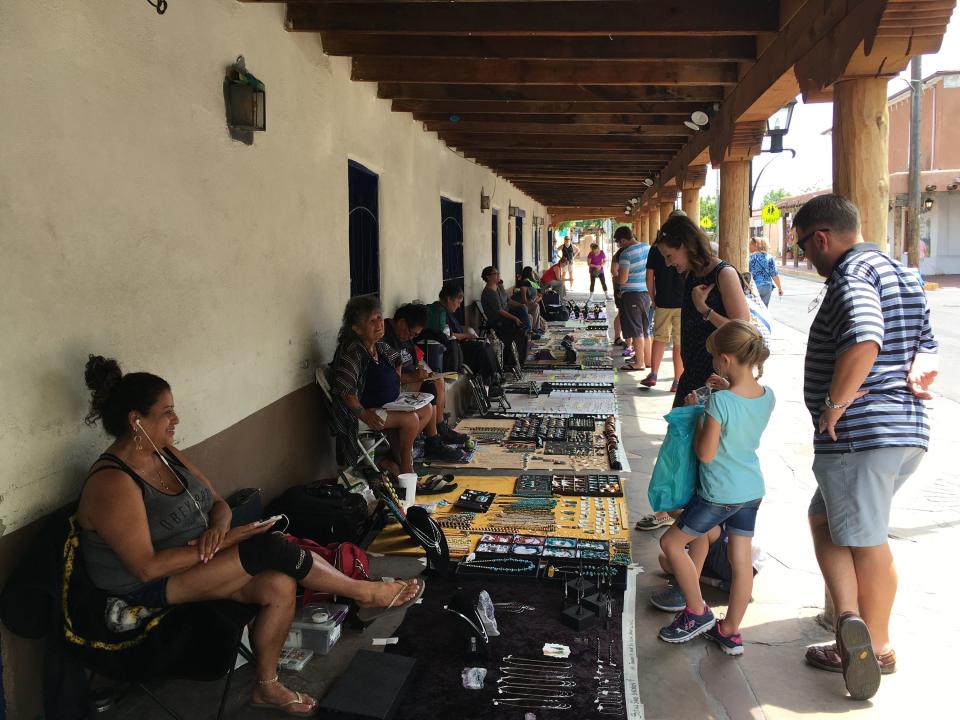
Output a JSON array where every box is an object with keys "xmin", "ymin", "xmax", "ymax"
[
  {"xmin": 616, "ymin": 226, "xmax": 651, "ymax": 369},
  {"xmin": 796, "ymin": 194, "xmax": 938, "ymax": 701}
]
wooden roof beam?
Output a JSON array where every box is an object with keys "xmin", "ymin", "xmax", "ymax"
[
  {"xmin": 466, "ymin": 151, "xmax": 673, "ymax": 162},
  {"xmin": 321, "ymin": 33, "xmax": 758, "ymax": 61},
  {"xmin": 353, "ymin": 58, "xmax": 739, "ymax": 85},
  {"xmin": 393, "ymin": 100, "xmax": 709, "ymax": 115},
  {"xmin": 425, "ymin": 121, "xmax": 692, "ymax": 136},
  {"xmin": 284, "ymin": 1, "xmax": 779, "ymax": 36},
  {"xmin": 377, "ymin": 83, "xmax": 727, "ymax": 102},
  {"xmin": 414, "ymin": 113, "xmax": 696, "ymax": 125}
]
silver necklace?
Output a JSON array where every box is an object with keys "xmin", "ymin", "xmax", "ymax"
[{"xmin": 443, "ymin": 606, "xmax": 489, "ymax": 644}]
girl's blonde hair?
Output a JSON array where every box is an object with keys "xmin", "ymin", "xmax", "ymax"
[
  {"xmin": 705, "ymin": 320, "xmax": 770, "ymax": 378},
  {"xmin": 751, "ymin": 237, "xmax": 769, "ymax": 253}
]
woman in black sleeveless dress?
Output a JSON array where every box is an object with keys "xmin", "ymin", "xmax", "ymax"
[{"xmin": 655, "ymin": 216, "xmax": 750, "ymax": 407}]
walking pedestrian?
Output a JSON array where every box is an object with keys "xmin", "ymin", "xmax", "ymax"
[
  {"xmin": 748, "ymin": 237, "xmax": 783, "ymax": 306},
  {"xmin": 616, "ymin": 227, "xmax": 652, "ymax": 371},
  {"xmin": 795, "ymin": 194, "xmax": 938, "ymax": 701},
  {"xmin": 558, "ymin": 237, "xmax": 579, "ymax": 287}
]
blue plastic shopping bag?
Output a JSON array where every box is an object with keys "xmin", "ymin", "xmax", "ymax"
[{"xmin": 648, "ymin": 404, "xmax": 704, "ymax": 513}]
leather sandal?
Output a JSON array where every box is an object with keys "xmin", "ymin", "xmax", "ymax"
[
  {"xmin": 805, "ymin": 642, "xmax": 897, "ymax": 675},
  {"xmin": 250, "ymin": 678, "xmax": 317, "ymax": 717},
  {"xmin": 835, "ymin": 611, "xmax": 882, "ymax": 700}
]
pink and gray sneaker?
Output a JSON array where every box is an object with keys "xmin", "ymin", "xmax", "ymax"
[{"xmin": 705, "ymin": 621, "xmax": 744, "ymax": 656}]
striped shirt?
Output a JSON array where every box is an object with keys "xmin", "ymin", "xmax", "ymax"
[
  {"xmin": 330, "ymin": 337, "xmax": 402, "ymax": 436},
  {"xmin": 803, "ymin": 244, "xmax": 937, "ymax": 454},
  {"xmin": 618, "ymin": 242, "xmax": 649, "ymax": 292}
]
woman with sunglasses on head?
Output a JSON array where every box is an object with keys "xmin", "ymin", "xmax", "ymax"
[
  {"xmin": 480, "ymin": 266, "xmax": 529, "ymax": 371},
  {"xmin": 655, "ymin": 216, "xmax": 750, "ymax": 407},
  {"xmin": 79, "ymin": 355, "xmax": 421, "ymax": 716}
]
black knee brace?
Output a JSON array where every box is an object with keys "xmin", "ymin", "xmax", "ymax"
[{"xmin": 237, "ymin": 533, "xmax": 313, "ymax": 581}]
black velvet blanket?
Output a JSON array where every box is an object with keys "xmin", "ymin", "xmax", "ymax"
[{"xmin": 386, "ymin": 573, "xmax": 625, "ymax": 720}]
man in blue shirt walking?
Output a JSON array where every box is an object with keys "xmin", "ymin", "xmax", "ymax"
[{"xmin": 616, "ymin": 226, "xmax": 651, "ymax": 370}]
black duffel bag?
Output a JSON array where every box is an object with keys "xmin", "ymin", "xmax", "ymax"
[{"xmin": 266, "ymin": 482, "xmax": 369, "ymax": 544}]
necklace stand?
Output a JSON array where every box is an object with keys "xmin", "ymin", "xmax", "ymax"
[
  {"xmin": 561, "ymin": 581, "xmax": 598, "ymax": 631},
  {"xmin": 583, "ymin": 567, "xmax": 610, "ymax": 615}
]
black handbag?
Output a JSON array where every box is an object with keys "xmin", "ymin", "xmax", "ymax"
[
  {"xmin": 226, "ymin": 488, "xmax": 262, "ymax": 527},
  {"xmin": 266, "ymin": 483, "xmax": 369, "ymax": 544}
]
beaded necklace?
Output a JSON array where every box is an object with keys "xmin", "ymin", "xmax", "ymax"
[{"xmin": 458, "ymin": 557, "xmax": 536, "ymax": 573}]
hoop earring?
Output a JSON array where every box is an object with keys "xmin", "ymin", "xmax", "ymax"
[{"xmin": 134, "ymin": 431, "xmax": 143, "ymax": 453}]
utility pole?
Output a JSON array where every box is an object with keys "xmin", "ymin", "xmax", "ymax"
[{"xmin": 906, "ymin": 56, "xmax": 922, "ymax": 268}]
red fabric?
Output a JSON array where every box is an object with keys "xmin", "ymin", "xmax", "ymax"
[
  {"xmin": 415, "ymin": 345, "xmax": 425, "ymax": 362},
  {"xmin": 541, "ymin": 265, "xmax": 562, "ymax": 283},
  {"xmin": 284, "ymin": 535, "xmax": 371, "ymax": 605}
]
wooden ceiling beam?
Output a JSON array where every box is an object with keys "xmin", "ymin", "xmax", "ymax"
[
  {"xmin": 426, "ymin": 121, "xmax": 692, "ymax": 136},
  {"xmin": 284, "ymin": 2, "xmax": 779, "ymax": 36},
  {"xmin": 467, "ymin": 151, "xmax": 674, "ymax": 161},
  {"xmin": 414, "ymin": 113, "xmax": 691, "ymax": 125},
  {"xmin": 377, "ymin": 83, "xmax": 727, "ymax": 102},
  {"xmin": 442, "ymin": 134, "xmax": 686, "ymax": 150},
  {"xmin": 353, "ymin": 57, "xmax": 739, "ymax": 85},
  {"xmin": 501, "ymin": 176, "xmax": 658, "ymax": 184},
  {"xmin": 321, "ymin": 33, "xmax": 757, "ymax": 61},
  {"xmin": 393, "ymin": 100, "xmax": 707, "ymax": 115}
]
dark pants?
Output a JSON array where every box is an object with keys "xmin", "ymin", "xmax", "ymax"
[{"xmin": 589, "ymin": 268, "xmax": 607, "ymax": 293}]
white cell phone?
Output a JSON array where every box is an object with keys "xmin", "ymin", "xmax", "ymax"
[{"xmin": 254, "ymin": 515, "xmax": 283, "ymax": 527}]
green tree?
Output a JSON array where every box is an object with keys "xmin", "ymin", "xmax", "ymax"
[
  {"xmin": 761, "ymin": 188, "xmax": 789, "ymax": 207},
  {"xmin": 699, "ymin": 194, "xmax": 718, "ymax": 235}
]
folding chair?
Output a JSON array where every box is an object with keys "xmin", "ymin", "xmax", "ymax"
[
  {"xmin": 315, "ymin": 366, "xmax": 390, "ymax": 480},
  {"xmin": 473, "ymin": 300, "xmax": 491, "ymax": 339}
]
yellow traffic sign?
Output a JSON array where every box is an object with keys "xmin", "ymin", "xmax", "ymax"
[
  {"xmin": 700, "ymin": 215, "xmax": 714, "ymax": 229},
  {"xmin": 762, "ymin": 203, "xmax": 781, "ymax": 224}
]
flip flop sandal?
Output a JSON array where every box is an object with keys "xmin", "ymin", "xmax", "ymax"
[
  {"xmin": 417, "ymin": 474, "xmax": 459, "ymax": 495},
  {"xmin": 250, "ymin": 690, "xmax": 318, "ymax": 717},
  {"xmin": 355, "ymin": 578, "xmax": 427, "ymax": 624},
  {"xmin": 620, "ymin": 363, "xmax": 647, "ymax": 372},
  {"xmin": 836, "ymin": 612, "xmax": 881, "ymax": 700}
]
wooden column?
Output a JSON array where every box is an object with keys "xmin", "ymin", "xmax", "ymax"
[
  {"xmin": 832, "ymin": 78, "xmax": 890, "ymax": 252},
  {"xmin": 638, "ymin": 212, "xmax": 648, "ymax": 243},
  {"xmin": 892, "ymin": 205, "xmax": 904, "ymax": 260},
  {"xmin": 719, "ymin": 160, "xmax": 751, "ymax": 270},
  {"xmin": 680, "ymin": 165, "xmax": 707, "ymax": 223},
  {"xmin": 659, "ymin": 198, "xmax": 677, "ymax": 229}
]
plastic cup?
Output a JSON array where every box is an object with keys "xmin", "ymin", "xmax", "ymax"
[{"xmin": 397, "ymin": 473, "xmax": 418, "ymax": 509}]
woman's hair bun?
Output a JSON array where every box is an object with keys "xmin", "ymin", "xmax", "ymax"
[{"xmin": 84, "ymin": 355, "xmax": 122, "ymax": 427}]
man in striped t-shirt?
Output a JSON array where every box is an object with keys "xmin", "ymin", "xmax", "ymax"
[{"xmin": 796, "ymin": 195, "xmax": 938, "ymax": 700}]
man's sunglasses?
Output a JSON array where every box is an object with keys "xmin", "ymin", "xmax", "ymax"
[{"xmin": 796, "ymin": 227, "xmax": 831, "ymax": 252}]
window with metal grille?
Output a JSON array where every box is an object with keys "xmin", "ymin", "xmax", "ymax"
[
  {"xmin": 533, "ymin": 224, "xmax": 541, "ymax": 270},
  {"xmin": 348, "ymin": 161, "xmax": 380, "ymax": 297},
  {"xmin": 441, "ymin": 197, "xmax": 465, "ymax": 323},
  {"xmin": 514, "ymin": 216, "xmax": 524, "ymax": 283}
]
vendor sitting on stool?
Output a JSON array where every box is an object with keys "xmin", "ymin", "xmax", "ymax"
[
  {"xmin": 384, "ymin": 302, "xmax": 470, "ymax": 448},
  {"xmin": 331, "ymin": 295, "xmax": 466, "ymax": 474},
  {"xmin": 79, "ymin": 354, "xmax": 422, "ymax": 716}
]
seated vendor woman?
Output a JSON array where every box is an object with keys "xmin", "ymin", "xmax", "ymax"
[
  {"xmin": 383, "ymin": 302, "xmax": 470, "ymax": 448},
  {"xmin": 331, "ymin": 295, "xmax": 466, "ymax": 473},
  {"xmin": 78, "ymin": 355, "xmax": 421, "ymax": 716},
  {"xmin": 480, "ymin": 266, "xmax": 530, "ymax": 368}
]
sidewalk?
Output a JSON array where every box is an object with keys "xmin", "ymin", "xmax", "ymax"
[
  {"xmin": 581, "ymin": 264, "xmax": 960, "ymax": 717},
  {"xmin": 775, "ymin": 258, "xmax": 956, "ymax": 291}
]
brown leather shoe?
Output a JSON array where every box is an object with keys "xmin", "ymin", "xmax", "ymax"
[{"xmin": 805, "ymin": 642, "xmax": 897, "ymax": 675}]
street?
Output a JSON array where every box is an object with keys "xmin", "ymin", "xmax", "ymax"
[{"xmin": 773, "ymin": 272, "xmax": 960, "ymax": 403}]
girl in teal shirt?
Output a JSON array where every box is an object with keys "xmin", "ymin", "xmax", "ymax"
[{"xmin": 657, "ymin": 320, "xmax": 775, "ymax": 655}]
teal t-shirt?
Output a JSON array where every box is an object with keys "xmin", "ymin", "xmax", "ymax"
[{"xmin": 698, "ymin": 387, "xmax": 776, "ymax": 504}]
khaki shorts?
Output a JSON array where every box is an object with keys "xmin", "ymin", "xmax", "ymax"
[{"xmin": 653, "ymin": 307, "xmax": 681, "ymax": 344}]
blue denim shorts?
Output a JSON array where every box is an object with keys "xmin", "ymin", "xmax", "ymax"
[{"xmin": 675, "ymin": 495, "xmax": 762, "ymax": 538}]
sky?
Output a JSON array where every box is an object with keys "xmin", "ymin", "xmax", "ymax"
[{"xmin": 706, "ymin": 14, "xmax": 960, "ymax": 210}]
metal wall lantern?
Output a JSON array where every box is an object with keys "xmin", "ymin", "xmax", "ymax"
[
  {"xmin": 766, "ymin": 100, "xmax": 796, "ymax": 153},
  {"xmin": 923, "ymin": 196, "xmax": 935, "ymax": 212},
  {"xmin": 508, "ymin": 204, "xmax": 525, "ymax": 218},
  {"xmin": 480, "ymin": 188, "xmax": 491, "ymax": 212},
  {"xmin": 225, "ymin": 56, "xmax": 265, "ymax": 142}
]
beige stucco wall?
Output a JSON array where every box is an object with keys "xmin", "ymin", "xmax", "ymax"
[{"xmin": 0, "ymin": 0, "xmax": 545, "ymax": 540}]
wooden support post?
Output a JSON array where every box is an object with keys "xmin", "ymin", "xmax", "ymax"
[
  {"xmin": 719, "ymin": 160, "xmax": 751, "ymax": 270},
  {"xmin": 832, "ymin": 78, "xmax": 890, "ymax": 252},
  {"xmin": 660, "ymin": 201, "xmax": 676, "ymax": 228},
  {"xmin": 680, "ymin": 164, "xmax": 707, "ymax": 223},
  {"xmin": 892, "ymin": 205, "xmax": 904, "ymax": 261},
  {"xmin": 640, "ymin": 212, "xmax": 650, "ymax": 244}
]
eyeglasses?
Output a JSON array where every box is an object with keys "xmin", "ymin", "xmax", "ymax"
[{"xmin": 796, "ymin": 227, "xmax": 830, "ymax": 253}]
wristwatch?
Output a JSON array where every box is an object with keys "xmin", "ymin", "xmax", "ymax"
[{"xmin": 824, "ymin": 393, "xmax": 852, "ymax": 410}]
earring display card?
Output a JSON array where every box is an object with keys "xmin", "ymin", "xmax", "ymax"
[
  {"xmin": 513, "ymin": 474, "xmax": 552, "ymax": 497},
  {"xmin": 476, "ymin": 542, "xmax": 511, "ymax": 555},
  {"xmin": 544, "ymin": 536, "xmax": 578, "ymax": 548},
  {"xmin": 454, "ymin": 489, "xmax": 496, "ymax": 513},
  {"xmin": 510, "ymin": 543, "xmax": 542, "ymax": 556},
  {"xmin": 550, "ymin": 474, "xmax": 623, "ymax": 497},
  {"xmin": 478, "ymin": 533, "xmax": 513, "ymax": 544}
]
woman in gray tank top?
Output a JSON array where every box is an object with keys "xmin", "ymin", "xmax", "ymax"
[{"xmin": 79, "ymin": 356, "xmax": 423, "ymax": 715}]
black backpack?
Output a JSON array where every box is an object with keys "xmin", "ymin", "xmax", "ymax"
[{"xmin": 266, "ymin": 483, "xmax": 370, "ymax": 544}]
